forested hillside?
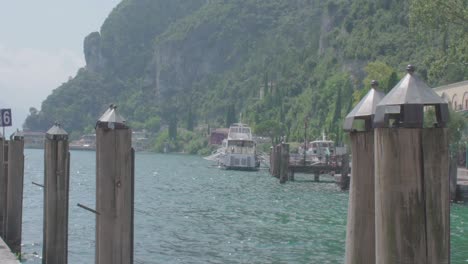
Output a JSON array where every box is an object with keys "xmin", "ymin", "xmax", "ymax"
[{"xmin": 24, "ymin": 0, "xmax": 467, "ymax": 147}]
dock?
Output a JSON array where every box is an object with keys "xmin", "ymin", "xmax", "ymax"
[
  {"xmin": 0, "ymin": 237, "xmax": 20, "ymax": 263},
  {"xmin": 269, "ymin": 143, "xmax": 350, "ymax": 188}
]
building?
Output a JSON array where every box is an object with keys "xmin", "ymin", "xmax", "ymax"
[
  {"xmin": 434, "ymin": 80, "xmax": 468, "ymax": 112},
  {"xmin": 209, "ymin": 128, "xmax": 229, "ymax": 145}
]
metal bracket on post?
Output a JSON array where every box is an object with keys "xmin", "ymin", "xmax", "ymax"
[{"xmin": 77, "ymin": 203, "xmax": 100, "ymax": 215}]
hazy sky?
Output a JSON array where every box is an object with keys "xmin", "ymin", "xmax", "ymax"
[{"xmin": 0, "ymin": 0, "xmax": 121, "ymax": 132}]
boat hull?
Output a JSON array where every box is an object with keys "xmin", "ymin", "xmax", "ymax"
[{"xmin": 221, "ymin": 153, "xmax": 258, "ymax": 171}]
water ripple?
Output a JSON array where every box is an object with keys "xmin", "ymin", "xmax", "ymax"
[{"xmin": 20, "ymin": 150, "xmax": 468, "ymax": 263}]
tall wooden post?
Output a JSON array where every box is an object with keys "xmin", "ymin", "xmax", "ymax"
[
  {"xmin": 274, "ymin": 145, "xmax": 281, "ymax": 178},
  {"xmin": 343, "ymin": 80, "xmax": 384, "ymax": 264},
  {"xmin": 43, "ymin": 123, "xmax": 70, "ymax": 264},
  {"xmin": 373, "ymin": 65, "xmax": 449, "ymax": 264},
  {"xmin": 95, "ymin": 105, "xmax": 134, "ymax": 264},
  {"xmin": 449, "ymin": 155, "xmax": 458, "ymax": 201},
  {"xmin": 5, "ymin": 131, "xmax": 25, "ymax": 255},
  {"xmin": 339, "ymin": 153, "xmax": 350, "ymax": 191},
  {"xmin": 0, "ymin": 135, "xmax": 5, "ymax": 238},
  {"xmin": 279, "ymin": 143, "xmax": 289, "ymax": 184},
  {"xmin": 345, "ymin": 132, "xmax": 374, "ymax": 263}
]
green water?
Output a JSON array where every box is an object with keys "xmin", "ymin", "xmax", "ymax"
[{"xmin": 20, "ymin": 149, "xmax": 468, "ymax": 263}]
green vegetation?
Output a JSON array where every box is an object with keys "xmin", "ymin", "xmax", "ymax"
[{"xmin": 24, "ymin": 0, "xmax": 467, "ymax": 153}]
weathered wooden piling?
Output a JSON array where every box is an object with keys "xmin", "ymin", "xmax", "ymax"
[
  {"xmin": 43, "ymin": 123, "xmax": 70, "ymax": 264},
  {"xmin": 373, "ymin": 65, "xmax": 450, "ymax": 264},
  {"xmin": 273, "ymin": 145, "xmax": 281, "ymax": 178},
  {"xmin": 343, "ymin": 80, "xmax": 384, "ymax": 264},
  {"xmin": 5, "ymin": 131, "xmax": 24, "ymax": 255},
  {"xmin": 279, "ymin": 143, "xmax": 289, "ymax": 184},
  {"xmin": 313, "ymin": 173, "xmax": 319, "ymax": 182},
  {"xmin": 95, "ymin": 105, "xmax": 134, "ymax": 264},
  {"xmin": 338, "ymin": 153, "xmax": 350, "ymax": 191},
  {"xmin": 0, "ymin": 134, "xmax": 5, "ymax": 238},
  {"xmin": 449, "ymin": 155, "xmax": 458, "ymax": 201}
]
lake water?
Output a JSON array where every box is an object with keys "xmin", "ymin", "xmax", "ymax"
[{"xmin": 20, "ymin": 149, "xmax": 468, "ymax": 263}]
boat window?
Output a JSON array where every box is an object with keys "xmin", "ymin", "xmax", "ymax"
[{"xmin": 228, "ymin": 140, "xmax": 254, "ymax": 147}]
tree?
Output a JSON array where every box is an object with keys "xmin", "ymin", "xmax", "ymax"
[
  {"xmin": 410, "ymin": 0, "xmax": 468, "ymax": 84},
  {"xmin": 225, "ymin": 104, "xmax": 236, "ymax": 127},
  {"xmin": 255, "ymin": 120, "xmax": 283, "ymax": 145}
]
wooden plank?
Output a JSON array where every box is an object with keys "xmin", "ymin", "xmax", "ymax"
[
  {"xmin": 374, "ymin": 128, "xmax": 427, "ymax": 264},
  {"xmin": 0, "ymin": 139, "xmax": 5, "ymax": 238},
  {"xmin": 345, "ymin": 132, "xmax": 374, "ymax": 264},
  {"xmin": 96, "ymin": 127, "xmax": 133, "ymax": 264},
  {"xmin": 422, "ymin": 128, "xmax": 449, "ymax": 264},
  {"xmin": 5, "ymin": 139, "xmax": 24, "ymax": 255},
  {"xmin": 43, "ymin": 139, "xmax": 70, "ymax": 264}
]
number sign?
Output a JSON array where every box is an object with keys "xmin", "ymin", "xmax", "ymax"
[{"xmin": 0, "ymin": 109, "xmax": 12, "ymax": 127}]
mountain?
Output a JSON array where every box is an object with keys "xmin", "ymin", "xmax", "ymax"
[{"xmin": 24, "ymin": 0, "xmax": 468, "ymax": 144}]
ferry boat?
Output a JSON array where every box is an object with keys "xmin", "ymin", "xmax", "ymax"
[
  {"xmin": 205, "ymin": 123, "xmax": 259, "ymax": 170},
  {"xmin": 221, "ymin": 123, "xmax": 259, "ymax": 170}
]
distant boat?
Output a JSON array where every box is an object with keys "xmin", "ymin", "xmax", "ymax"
[
  {"xmin": 205, "ymin": 123, "xmax": 259, "ymax": 170},
  {"xmin": 69, "ymin": 134, "xmax": 96, "ymax": 151}
]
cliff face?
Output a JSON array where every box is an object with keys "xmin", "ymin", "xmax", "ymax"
[{"xmin": 84, "ymin": 32, "xmax": 106, "ymax": 73}]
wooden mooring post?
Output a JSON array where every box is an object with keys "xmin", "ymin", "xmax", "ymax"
[
  {"xmin": 5, "ymin": 131, "xmax": 25, "ymax": 255},
  {"xmin": 279, "ymin": 143, "xmax": 289, "ymax": 184},
  {"xmin": 95, "ymin": 105, "xmax": 134, "ymax": 264},
  {"xmin": 338, "ymin": 153, "xmax": 350, "ymax": 191},
  {"xmin": 373, "ymin": 65, "xmax": 449, "ymax": 264},
  {"xmin": 0, "ymin": 135, "xmax": 5, "ymax": 238},
  {"xmin": 343, "ymin": 80, "xmax": 384, "ymax": 264},
  {"xmin": 43, "ymin": 123, "xmax": 70, "ymax": 264},
  {"xmin": 449, "ymin": 154, "xmax": 457, "ymax": 201}
]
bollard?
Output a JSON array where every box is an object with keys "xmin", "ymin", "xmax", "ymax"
[
  {"xmin": 43, "ymin": 123, "xmax": 70, "ymax": 264},
  {"xmin": 5, "ymin": 130, "xmax": 25, "ymax": 255},
  {"xmin": 95, "ymin": 105, "xmax": 134, "ymax": 264},
  {"xmin": 373, "ymin": 65, "xmax": 450, "ymax": 264},
  {"xmin": 343, "ymin": 80, "xmax": 385, "ymax": 264},
  {"xmin": 0, "ymin": 134, "xmax": 5, "ymax": 238},
  {"xmin": 279, "ymin": 143, "xmax": 289, "ymax": 184}
]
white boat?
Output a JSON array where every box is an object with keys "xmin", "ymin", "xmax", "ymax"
[
  {"xmin": 292, "ymin": 132, "xmax": 347, "ymax": 166},
  {"xmin": 205, "ymin": 123, "xmax": 259, "ymax": 170}
]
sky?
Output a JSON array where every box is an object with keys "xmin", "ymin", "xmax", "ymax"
[{"xmin": 0, "ymin": 0, "xmax": 121, "ymax": 133}]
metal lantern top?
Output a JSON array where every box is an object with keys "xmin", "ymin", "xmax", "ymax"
[
  {"xmin": 46, "ymin": 122, "xmax": 68, "ymax": 140},
  {"xmin": 10, "ymin": 129, "xmax": 24, "ymax": 141},
  {"xmin": 96, "ymin": 104, "xmax": 128, "ymax": 129},
  {"xmin": 373, "ymin": 65, "xmax": 449, "ymax": 128},
  {"xmin": 343, "ymin": 80, "xmax": 385, "ymax": 132}
]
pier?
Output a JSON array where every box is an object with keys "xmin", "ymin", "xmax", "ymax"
[{"xmin": 269, "ymin": 143, "xmax": 350, "ymax": 188}]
